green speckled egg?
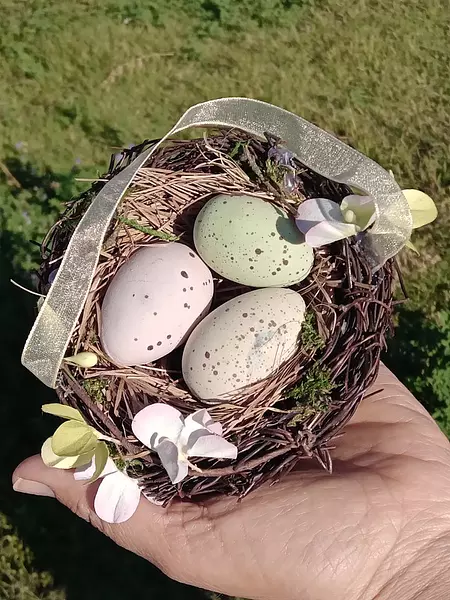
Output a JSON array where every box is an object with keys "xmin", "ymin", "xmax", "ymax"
[{"xmin": 193, "ymin": 194, "xmax": 314, "ymax": 287}]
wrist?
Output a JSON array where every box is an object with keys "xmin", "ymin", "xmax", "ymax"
[{"xmin": 361, "ymin": 530, "xmax": 450, "ymax": 600}]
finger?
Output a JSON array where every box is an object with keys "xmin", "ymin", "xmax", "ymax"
[
  {"xmin": 11, "ymin": 455, "xmax": 264, "ymax": 597},
  {"xmin": 12, "ymin": 455, "xmax": 180, "ymax": 576}
]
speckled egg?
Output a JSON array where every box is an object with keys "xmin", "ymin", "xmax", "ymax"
[
  {"xmin": 193, "ymin": 194, "xmax": 314, "ymax": 287},
  {"xmin": 182, "ymin": 288, "xmax": 306, "ymax": 399},
  {"xmin": 101, "ymin": 243, "xmax": 213, "ymax": 366}
]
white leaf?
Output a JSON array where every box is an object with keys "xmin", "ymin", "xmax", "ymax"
[
  {"xmin": 94, "ymin": 471, "xmax": 141, "ymax": 524},
  {"xmin": 179, "ymin": 409, "xmax": 223, "ymax": 449},
  {"xmin": 305, "ymin": 221, "xmax": 358, "ymax": 247},
  {"xmin": 156, "ymin": 439, "xmax": 188, "ymax": 484},
  {"xmin": 132, "ymin": 403, "xmax": 184, "ymax": 449},
  {"xmin": 186, "ymin": 433, "xmax": 238, "ymax": 460},
  {"xmin": 296, "ymin": 198, "xmax": 358, "ymax": 247},
  {"xmin": 296, "ymin": 198, "xmax": 344, "ymax": 233}
]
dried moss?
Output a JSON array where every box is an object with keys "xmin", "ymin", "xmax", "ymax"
[
  {"xmin": 300, "ymin": 312, "xmax": 326, "ymax": 354},
  {"xmin": 286, "ymin": 363, "xmax": 335, "ymax": 426},
  {"xmin": 228, "ymin": 139, "xmax": 248, "ymax": 159},
  {"xmin": 107, "ymin": 444, "xmax": 144, "ymax": 474},
  {"xmin": 265, "ymin": 157, "xmax": 286, "ymax": 186},
  {"xmin": 82, "ymin": 377, "xmax": 109, "ymax": 404}
]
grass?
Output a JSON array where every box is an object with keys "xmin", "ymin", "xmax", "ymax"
[{"xmin": 0, "ymin": 0, "xmax": 449, "ymax": 598}]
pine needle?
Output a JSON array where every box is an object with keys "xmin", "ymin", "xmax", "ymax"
[{"xmin": 117, "ymin": 216, "xmax": 179, "ymax": 241}]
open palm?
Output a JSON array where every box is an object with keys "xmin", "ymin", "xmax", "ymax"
[{"xmin": 14, "ymin": 365, "xmax": 450, "ymax": 600}]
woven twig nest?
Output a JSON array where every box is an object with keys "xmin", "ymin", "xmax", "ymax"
[{"xmin": 37, "ymin": 130, "xmax": 396, "ymax": 507}]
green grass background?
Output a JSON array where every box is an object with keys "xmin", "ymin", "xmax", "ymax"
[{"xmin": 0, "ymin": 0, "xmax": 449, "ymax": 598}]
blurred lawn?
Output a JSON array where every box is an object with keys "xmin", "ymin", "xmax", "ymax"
[{"xmin": 0, "ymin": 0, "xmax": 449, "ymax": 598}]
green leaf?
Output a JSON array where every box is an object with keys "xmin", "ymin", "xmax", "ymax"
[
  {"xmin": 402, "ymin": 189, "xmax": 438, "ymax": 229},
  {"xmin": 51, "ymin": 421, "xmax": 98, "ymax": 457},
  {"xmin": 90, "ymin": 442, "xmax": 109, "ymax": 482},
  {"xmin": 41, "ymin": 437, "xmax": 95, "ymax": 469},
  {"xmin": 405, "ymin": 239, "xmax": 420, "ymax": 255},
  {"xmin": 42, "ymin": 403, "xmax": 85, "ymax": 422}
]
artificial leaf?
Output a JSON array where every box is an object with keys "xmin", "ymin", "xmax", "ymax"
[
  {"xmin": 182, "ymin": 409, "xmax": 223, "ymax": 440},
  {"xmin": 296, "ymin": 198, "xmax": 358, "ymax": 247},
  {"xmin": 63, "ymin": 351, "xmax": 98, "ymax": 368},
  {"xmin": 156, "ymin": 438, "xmax": 188, "ymax": 484},
  {"xmin": 41, "ymin": 437, "xmax": 94, "ymax": 469},
  {"xmin": 340, "ymin": 195, "xmax": 376, "ymax": 230},
  {"xmin": 132, "ymin": 403, "xmax": 184, "ymax": 449},
  {"xmin": 42, "ymin": 403, "xmax": 84, "ymax": 422},
  {"xmin": 187, "ymin": 433, "xmax": 238, "ymax": 460},
  {"xmin": 180, "ymin": 410, "xmax": 225, "ymax": 451},
  {"xmin": 405, "ymin": 239, "xmax": 420, "ymax": 255},
  {"xmin": 90, "ymin": 442, "xmax": 109, "ymax": 482},
  {"xmin": 188, "ymin": 409, "xmax": 223, "ymax": 436},
  {"xmin": 402, "ymin": 189, "xmax": 438, "ymax": 229},
  {"xmin": 94, "ymin": 471, "xmax": 141, "ymax": 523},
  {"xmin": 51, "ymin": 420, "xmax": 98, "ymax": 457},
  {"xmin": 74, "ymin": 456, "xmax": 117, "ymax": 481},
  {"xmin": 305, "ymin": 220, "xmax": 358, "ymax": 247},
  {"xmin": 296, "ymin": 198, "xmax": 344, "ymax": 232}
]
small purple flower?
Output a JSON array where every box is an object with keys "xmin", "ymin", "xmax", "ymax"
[
  {"xmin": 268, "ymin": 146, "xmax": 300, "ymax": 193},
  {"xmin": 283, "ymin": 172, "xmax": 298, "ymax": 194},
  {"xmin": 15, "ymin": 141, "xmax": 25, "ymax": 150},
  {"xmin": 22, "ymin": 211, "xmax": 31, "ymax": 225},
  {"xmin": 268, "ymin": 146, "xmax": 295, "ymax": 168}
]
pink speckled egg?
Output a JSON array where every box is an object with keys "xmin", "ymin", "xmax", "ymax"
[{"xmin": 100, "ymin": 244, "xmax": 214, "ymax": 366}]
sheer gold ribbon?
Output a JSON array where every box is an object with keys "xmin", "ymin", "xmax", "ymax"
[{"xmin": 22, "ymin": 98, "xmax": 412, "ymax": 388}]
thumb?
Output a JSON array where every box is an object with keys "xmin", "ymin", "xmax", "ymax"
[
  {"xmin": 12, "ymin": 455, "xmax": 242, "ymax": 594},
  {"xmin": 11, "ymin": 455, "xmax": 177, "ymax": 574},
  {"xmin": 13, "ymin": 454, "xmax": 104, "ymax": 524}
]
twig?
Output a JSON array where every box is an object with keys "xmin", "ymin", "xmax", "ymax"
[
  {"xmin": 60, "ymin": 366, "xmax": 147, "ymax": 459},
  {"xmin": 188, "ymin": 444, "xmax": 297, "ymax": 477}
]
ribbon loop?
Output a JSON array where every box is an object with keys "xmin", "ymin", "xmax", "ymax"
[{"xmin": 22, "ymin": 98, "xmax": 412, "ymax": 388}]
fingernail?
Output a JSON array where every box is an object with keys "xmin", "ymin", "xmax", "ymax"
[{"xmin": 13, "ymin": 477, "xmax": 55, "ymax": 498}]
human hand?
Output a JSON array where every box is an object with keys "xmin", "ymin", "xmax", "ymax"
[{"xmin": 13, "ymin": 365, "xmax": 450, "ymax": 600}]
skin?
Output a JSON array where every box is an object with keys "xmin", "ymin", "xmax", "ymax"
[{"xmin": 13, "ymin": 365, "xmax": 450, "ymax": 600}]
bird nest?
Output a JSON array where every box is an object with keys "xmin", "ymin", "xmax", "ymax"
[{"xmin": 38, "ymin": 131, "xmax": 396, "ymax": 506}]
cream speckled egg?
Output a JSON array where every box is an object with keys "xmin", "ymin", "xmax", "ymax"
[
  {"xmin": 101, "ymin": 244, "xmax": 213, "ymax": 366},
  {"xmin": 182, "ymin": 288, "xmax": 306, "ymax": 399},
  {"xmin": 193, "ymin": 194, "xmax": 314, "ymax": 287}
]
